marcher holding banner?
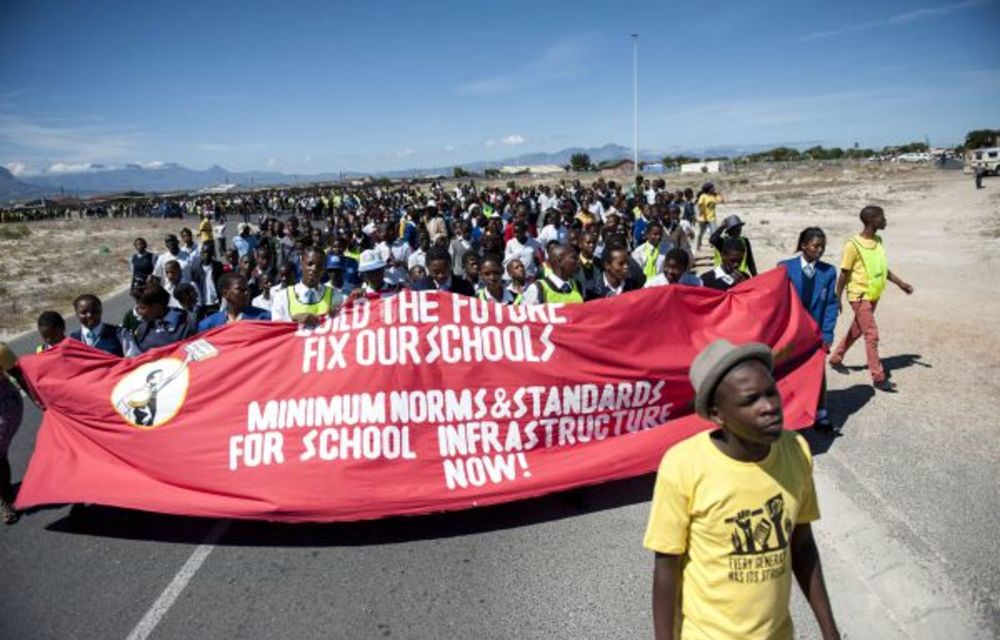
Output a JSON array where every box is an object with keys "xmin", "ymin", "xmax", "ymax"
[
  {"xmin": 645, "ymin": 339, "xmax": 840, "ymax": 640},
  {"xmin": 14, "ymin": 271, "xmax": 826, "ymax": 522}
]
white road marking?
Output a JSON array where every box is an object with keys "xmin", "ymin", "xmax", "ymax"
[{"xmin": 125, "ymin": 520, "xmax": 229, "ymax": 640}]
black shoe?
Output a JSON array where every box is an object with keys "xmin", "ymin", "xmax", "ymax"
[
  {"xmin": 830, "ymin": 361, "xmax": 850, "ymax": 375},
  {"xmin": 812, "ymin": 416, "xmax": 840, "ymax": 433},
  {"xmin": 874, "ymin": 380, "xmax": 898, "ymax": 393}
]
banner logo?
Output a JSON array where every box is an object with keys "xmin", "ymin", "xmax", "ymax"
[{"xmin": 110, "ymin": 340, "xmax": 219, "ymax": 429}]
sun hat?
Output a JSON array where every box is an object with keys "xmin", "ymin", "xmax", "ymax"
[
  {"xmin": 358, "ymin": 250, "xmax": 386, "ymax": 273},
  {"xmin": 690, "ymin": 339, "xmax": 774, "ymax": 419}
]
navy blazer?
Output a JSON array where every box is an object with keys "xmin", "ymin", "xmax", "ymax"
[{"xmin": 778, "ymin": 257, "xmax": 838, "ymax": 344}]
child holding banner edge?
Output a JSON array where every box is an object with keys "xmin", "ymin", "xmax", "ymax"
[{"xmin": 645, "ymin": 340, "xmax": 839, "ymax": 640}]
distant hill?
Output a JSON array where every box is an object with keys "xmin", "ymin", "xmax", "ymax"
[
  {"xmin": 1, "ymin": 140, "xmax": 827, "ymax": 201},
  {"xmin": 0, "ymin": 167, "xmax": 48, "ymax": 202}
]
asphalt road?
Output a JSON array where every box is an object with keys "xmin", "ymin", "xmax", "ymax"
[{"xmin": 1, "ymin": 208, "xmax": 996, "ymax": 639}]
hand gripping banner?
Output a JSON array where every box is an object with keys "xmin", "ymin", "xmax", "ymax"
[{"xmin": 15, "ymin": 269, "xmax": 824, "ymax": 522}]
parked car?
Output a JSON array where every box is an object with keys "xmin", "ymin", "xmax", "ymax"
[
  {"xmin": 151, "ymin": 201, "xmax": 184, "ymax": 218},
  {"xmin": 972, "ymin": 148, "xmax": 1000, "ymax": 176}
]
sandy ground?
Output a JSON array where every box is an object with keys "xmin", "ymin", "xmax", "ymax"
[{"xmin": 0, "ymin": 218, "xmax": 179, "ymax": 340}]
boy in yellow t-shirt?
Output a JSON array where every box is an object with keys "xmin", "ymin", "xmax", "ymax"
[
  {"xmin": 645, "ymin": 340, "xmax": 840, "ymax": 640},
  {"xmin": 830, "ymin": 206, "xmax": 913, "ymax": 392},
  {"xmin": 695, "ymin": 182, "xmax": 723, "ymax": 251}
]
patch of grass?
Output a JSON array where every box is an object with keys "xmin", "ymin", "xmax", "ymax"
[{"xmin": 0, "ymin": 224, "xmax": 31, "ymax": 240}]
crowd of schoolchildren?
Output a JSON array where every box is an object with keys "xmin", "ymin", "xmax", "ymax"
[{"xmin": 1, "ymin": 175, "xmax": 913, "ymax": 524}]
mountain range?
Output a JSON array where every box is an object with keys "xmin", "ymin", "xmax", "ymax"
[{"xmin": 0, "ymin": 141, "xmax": 812, "ymax": 202}]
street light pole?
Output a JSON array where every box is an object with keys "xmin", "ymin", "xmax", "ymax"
[{"xmin": 631, "ymin": 33, "xmax": 639, "ymax": 178}]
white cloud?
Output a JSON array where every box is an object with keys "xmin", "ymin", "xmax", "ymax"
[
  {"xmin": 795, "ymin": 0, "xmax": 991, "ymax": 42},
  {"xmin": 46, "ymin": 162, "xmax": 102, "ymax": 174},
  {"xmin": 484, "ymin": 139, "xmax": 496, "ymax": 148},
  {"xmin": 137, "ymin": 160, "xmax": 165, "ymax": 169},
  {"xmin": 394, "ymin": 148, "xmax": 415, "ymax": 158},
  {"xmin": 266, "ymin": 157, "xmax": 277, "ymax": 167},
  {"xmin": 0, "ymin": 114, "xmax": 139, "ymax": 162},
  {"xmin": 458, "ymin": 34, "xmax": 595, "ymax": 95},
  {"xmin": 2, "ymin": 161, "xmax": 28, "ymax": 176},
  {"xmin": 501, "ymin": 134, "xmax": 526, "ymax": 146}
]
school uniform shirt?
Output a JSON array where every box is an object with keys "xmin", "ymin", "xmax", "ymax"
[
  {"xmin": 270, "ymin": 282, "xmax": 344, "ymax": 322},
  {"xmin": 644, "ymin": 431, "xmax": 819, "ymax": 640},
  {"xmin": 250, "ymin": 293, "xmax": 271, "ymax": 312},
  {"xmin": 385, "ymin": 239, "xmax": 413, "ymax": 286},
  {"xmin": 70, "ymin": 323, "xmax": 139, "ymax": 357},
  {"xmin": 152, "ymin": 249, "xmax": 194, "ymax": 283},
  {"xmin": 644, "ymin": 272, "xmax": 703, "ymax": 288},
  {"xmin": 131, "ymin": 251, "xmax": 156, "ymax": 289},
  {"xmin": 505, "ymin": 236, "xmax": 544, "ymax": 280},
  {"xmin": 449, "ymin": 236, "xmax": 475, "ymax": 276},
  {"xmin": 631, "ymin": 241, "xmax": 674, "ymax": 276},
  {"xmin": 408, "ymin": 248, "xmax": 427, "ymax": 270},
  {"xmin": 584, "ymin": 273, "xmax": 643, "ymax": 301},
  {"xmin": 133, "ymin": 309, "xmax": 195, "ymax": 353},
  {"xmin": 700, "ymin": 266, "xmax": 741, "ymax": 291},
  {"xmin": 163, "ymin": 280, "xmax": 200, "ymax": 310},
  {"xmin": 197, "ymin": 306, "xmax": 272, "ymax": 332},
  {"xmin": 779, "ymin": 256, "xmax": 838, "ymax": 345},
  {"xmin": 410, "ymin": 275, "xmax": 476, "ymax": 297}
]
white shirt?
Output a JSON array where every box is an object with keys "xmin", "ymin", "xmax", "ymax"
[
  {"xmin": 504, "ymin": 236, "xmax": 543, "ymax": 278},
  {"xmin": 631, "ymin": 241, "xmax": 673, "ymax": 274},
  {"xmin": 538, "ymin": 224, "xmax": 567, "ymax": 248},
  {"xmin": 201, "ymin": 263, "xmax": 219, "ymax": 305},
  {"xmin": 800, "ymin": 255, "xmax": 817, "ymax": 278},
  {"xmin": 385, "ymin": 240, "xmax": 412, "ymax": 286},
  {"xmin": 270, "ymin": 282, "xmax": 343, "ymax": 322},
  {"xmin": 587, "ymin": 201, "xmax": 606, "ymax": 220},
  {"xmin": 408, "ymin": 248, "xmax": 427, "ymax": 270},
  {"xmin": 644, "ymin": 272, "xmax": 703, "ymax": 288},
  {"xmin": 153, "ymin": 250, "xmax": 194, "ymax": 283},
  {"xmin": 600, "ymin": 273, "xmax": 625, "ymax": 297}
]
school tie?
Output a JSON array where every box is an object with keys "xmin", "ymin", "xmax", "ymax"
[{"xmin": 803, "ymin": 263, "xmax": 815, "ymax": 279}]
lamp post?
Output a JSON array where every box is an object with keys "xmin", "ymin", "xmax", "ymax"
[{"xmin": 631, "ymin": 33, "xmax": 639, "ymax": 178}]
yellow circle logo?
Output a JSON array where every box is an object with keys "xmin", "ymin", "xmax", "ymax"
[{"xmin": 110, "ymin": 357, "xmax": 190, "ymax": 429}]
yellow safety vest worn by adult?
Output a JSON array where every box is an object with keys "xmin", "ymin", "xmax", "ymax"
[
  {"xmin": 288, "ymin": 285, "xmax": 335, "ymax": 317},
  {"xmin": 851, "ymin": 235, "xmax": 888, "ymax": 301},
  {"xmin": 536, "ymin": 278, "xmax": 583, "ymax": 304},
  {"xmin": 713, "ymin": 237, "xmax": 750, "ymax": 275}
]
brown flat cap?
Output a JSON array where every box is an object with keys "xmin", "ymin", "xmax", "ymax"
[{"xmin": 690, "ymin": 339, "xmax": 774, "ymax": 419}]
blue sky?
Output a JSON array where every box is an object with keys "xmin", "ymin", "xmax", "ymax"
[{"xmin": 1, "ymin": 0, "xmax": 998, "ymax": 175}]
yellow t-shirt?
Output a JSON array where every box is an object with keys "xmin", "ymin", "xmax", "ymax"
[
  {"xmin": 696, "ymin": 193, "xmax": 721, "ymax": 222},
  {"xmin": 840, "ymin": 234, "xmax": 882, "ymax": 302},
  {"xmin": 198, "ymin": 218, "xmax": 214, "ymax": 243},
  {"xmin": 644, "ymin": 430, "xmax": 819, "ymax": 640}
]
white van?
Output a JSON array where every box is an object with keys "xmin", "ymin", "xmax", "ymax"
[{"xmin": 972, "ymin": 148, "xmax": 1000, "ymax": 175}]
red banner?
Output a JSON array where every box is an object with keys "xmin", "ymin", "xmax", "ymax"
[{"xmin": 15, "ymin": 269, "xmax": 823, "ymax": 522}]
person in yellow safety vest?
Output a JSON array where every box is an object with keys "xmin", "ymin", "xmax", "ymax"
[
  {"xmin": 710, "ymin": 215, "xmax": 757, "ymax": 276},
  {"xmin": 523, "ymin": 244, "xmax": 584, "ymax": 305},
  {"xmin": 270, "ymin": 247, "xmax": 343, "ymax": 327},
  {"xmin": 630, "ymin": 222, "xmax": 673, "ymax": 280},
  {"xmin": 477, "ymin": 255, "xmax": 522, "ymax": 305},
  {"xmin": 34, "ymin": 311, "xmax": 66, "ymax": 353},
  {"xmin": 830, "ymin": 205, "xmax": 913, "ymax": 393}
]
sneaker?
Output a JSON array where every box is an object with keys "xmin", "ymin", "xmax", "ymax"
[
  {"xmin": 812, "ymin": 416, "xmax": 840, "ymax": 433},
  {"xmin": 873, "ymin": 380, "xmax": 898, "ymax": 393},
  {"xmin": 829, "ymin": 361, "xmax": 850, "ymax": 375}
]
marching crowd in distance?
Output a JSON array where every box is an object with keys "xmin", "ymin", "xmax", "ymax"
[{"xmin": 30, "ymin": 176, "xmax": 765, "ymax": 354}]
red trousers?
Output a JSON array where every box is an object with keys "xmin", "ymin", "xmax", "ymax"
[{"xmin": 831, "ymin": 299, "xmax": 885, "ymax": 383}]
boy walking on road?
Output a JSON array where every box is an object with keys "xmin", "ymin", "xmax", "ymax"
[
  {"xmin": 645, "ymin": 340, "xmax": 840, "ymax": 640},
  {"xmin": 830, "ymin": 206, "xmax": 913, "ymax": 392}
]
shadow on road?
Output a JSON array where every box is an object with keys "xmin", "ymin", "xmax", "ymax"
[
  {"xmin": 802, "ymin": 384, "xmax": 875, "ymax": 456},
  {"xmin": 42, "ymin": 473, "xmax": 657, "ymax": 547},
  {"xmin": 843, "ymin": 353, "xmax": 931, "ymax": 377}
]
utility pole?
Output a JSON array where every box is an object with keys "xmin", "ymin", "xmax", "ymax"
[{"xmin": 631, "ymin": 33, "xmax": 639, "ymax": 178}]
